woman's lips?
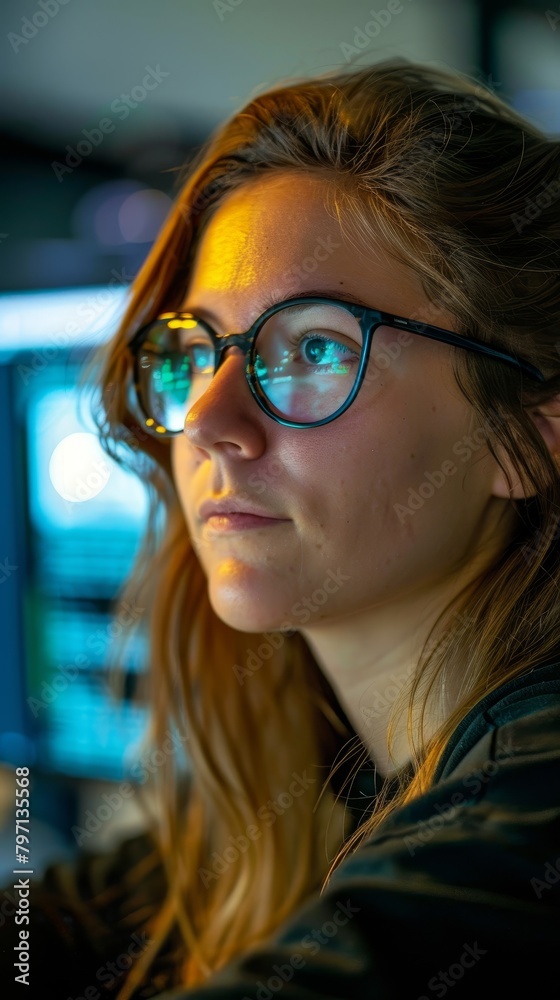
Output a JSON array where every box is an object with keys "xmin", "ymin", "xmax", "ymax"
[{"xmin": 204, "ymin": 513, "xmax": 291, "ymax": 532}]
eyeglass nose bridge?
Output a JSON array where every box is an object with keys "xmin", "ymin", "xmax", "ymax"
[{"xmin": 213, "ymin": 329, "xmax": 257, "ymax": 372}]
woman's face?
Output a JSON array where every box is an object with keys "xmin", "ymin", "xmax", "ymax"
[{"xmin": 170, "ymin": 172, "xmax": 513, "ymax": 634}]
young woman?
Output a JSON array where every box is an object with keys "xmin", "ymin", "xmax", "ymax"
[{"xmin": 5, "ymin": 56, "xmax": 560, "ymax": 999}]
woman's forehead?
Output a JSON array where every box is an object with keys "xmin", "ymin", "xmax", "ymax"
[{"xmin": 182, "ymin": 176, "xmax": 452, "ymax": 328}]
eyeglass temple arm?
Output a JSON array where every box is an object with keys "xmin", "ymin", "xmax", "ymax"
[{"xmin": 388, "ymin": 316, "xmax": 545, "ymax": 383}]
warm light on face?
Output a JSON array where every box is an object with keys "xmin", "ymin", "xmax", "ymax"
[
  {"xmin": 169, "ymin": 173, "xmax": 516, "ymax": 639},
  {"xmin": 186, "ymin": 195, "xmax": 266, "ymax": 304}
]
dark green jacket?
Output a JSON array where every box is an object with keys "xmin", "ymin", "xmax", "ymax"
[{"xmin": 2, "ymin": 656, "xmax": 560, "ymax": 998}]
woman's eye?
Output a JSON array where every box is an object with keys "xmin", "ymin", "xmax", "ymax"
[{"xmin": 298, "ymin": 333, "xmax": 359, "ymax": 367}]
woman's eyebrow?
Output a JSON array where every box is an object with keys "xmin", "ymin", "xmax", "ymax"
[
  {"xmin": 291, "ymin": 288, "xmax": 372, "ymax": 308},
  {"xmin": 182, "ymin": 288, "xmax": 373, "ymax": 325}
]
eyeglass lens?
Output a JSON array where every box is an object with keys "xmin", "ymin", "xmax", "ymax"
[{"xmin": 137, "ymin": 302, "xmax": 374, "ymax": 430}]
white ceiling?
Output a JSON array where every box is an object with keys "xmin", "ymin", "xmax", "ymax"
[{"xmin": 2, "ymin": 0, "xmax": 480, "ymax": 148}]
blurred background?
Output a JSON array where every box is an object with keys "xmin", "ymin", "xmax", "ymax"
[{"xmin": 0, "ymin": 0, "xmax": 558, "ymax": 881}]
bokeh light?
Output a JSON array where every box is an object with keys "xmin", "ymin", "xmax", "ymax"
[{"xmin": 49, "ymin": 432, "xmax": 111, "ymax": 503}]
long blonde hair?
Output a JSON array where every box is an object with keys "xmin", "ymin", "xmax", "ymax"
[{"xmin": 78, "ymin": 56, "xmax": 560, "ymax": 996}]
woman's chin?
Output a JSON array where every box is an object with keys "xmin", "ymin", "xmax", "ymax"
[{"xmin": 207, "ymin": 571, "xmax": 293, "ymax": 635}]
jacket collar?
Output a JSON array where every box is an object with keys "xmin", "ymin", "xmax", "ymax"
[
  {"xmin": 433, "ymin": 654, "xmax": 560, "ymax": 783},
  {"xmin": 329, "ymin": 651, "xmax": 560, "ymax": 825}
]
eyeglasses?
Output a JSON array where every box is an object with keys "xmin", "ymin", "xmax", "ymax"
[{"xmin": 127, "ymin": 295, "xmax": 545, "ymax": 436}]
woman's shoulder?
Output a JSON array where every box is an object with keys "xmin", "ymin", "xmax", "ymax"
[
  {"xmin": 35, "ymin": 826, "xmax": 163, "ymax": 917},
  {"xmin": 172, "ymin": 663, "xmax": 560, "ymax": 1000}
]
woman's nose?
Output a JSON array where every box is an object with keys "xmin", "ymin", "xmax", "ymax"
[{"xmin": 182, "ymin": 344, "xmax": 267, "ymax": 456}]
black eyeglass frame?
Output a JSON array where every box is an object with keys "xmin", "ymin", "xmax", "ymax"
[{"xmin": 128, "ymin": 295, "xmax": 546, "ymax": 434}]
